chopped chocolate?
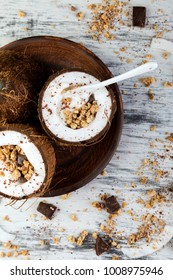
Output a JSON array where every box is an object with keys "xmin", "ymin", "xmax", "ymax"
[
  {"xmin": 17, "ymin": 153, "xmax": 27, "ymax": 167},
  {"xmin": 105, "ymin": 195, "xmax": 121, "ymax": 214},
  {"xmin": 133, "ymin": 7, "xmax": 146, "ymax": 27},
  {"xmin": 18, "ymin": 176, "xmax": 27, "ymax": 183},
  {"xmin": 95, "ymin": 236, "xmax": 110, "ymax": 256},
  {"xmin": 37, "ymin": 202, "xmax": 57, "ymax": 219},
  {"xmin": 88, "ymin": 94, "xmax": 95, "ymax": 103}
]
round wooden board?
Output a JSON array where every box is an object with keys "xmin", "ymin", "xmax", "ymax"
[{"xmin": 1, "ymin": 36, "xmax": 123, "ymax": 196}]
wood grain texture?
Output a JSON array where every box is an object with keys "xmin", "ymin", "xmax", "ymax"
[{"xmin": 0, "ymin": 0, "xmax": 173, "ymax": 260}]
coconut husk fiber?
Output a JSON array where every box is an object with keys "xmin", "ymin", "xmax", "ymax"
[{"xmin": 0, "ymin": 50, "xmax": 46, "ymax": 124}]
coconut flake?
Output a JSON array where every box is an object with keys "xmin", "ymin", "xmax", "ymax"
[
  {"xmin": 122, "ymin": 225, "xmax": 173, "ymax": 259},
  {"xmin": 151, "ymin": 38, "xmax": 173, "ymax": 55}
]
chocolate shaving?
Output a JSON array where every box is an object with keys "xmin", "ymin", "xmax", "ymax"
[
  {"xmin": 37, "ymin": 202, "xmax": 57, "ymax": 219},
  {"xmin": 105, "ymin": 195, "xmax": 121, "ymax": 214},
  {"xmin": 95, "ymin": 236, "xmax": 110, "ymax": 256},
  {"xmin": 133, "ymin": 7, "xmax": 146, "ymax": 27}
]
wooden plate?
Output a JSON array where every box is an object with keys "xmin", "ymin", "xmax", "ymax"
[{"xmin": 1, "ymin": 36, "xmax": 123, "ymax": 196}]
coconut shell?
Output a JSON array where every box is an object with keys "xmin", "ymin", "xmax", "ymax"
[
  {"xmin": 38, "ymin": 68, "xmax": 117, "ymax": 146},
  {"xmin": 0, "ymin": 124, "xmax": 56, "ymax": 200},
  {"xmin": 0, "ymin": 50, "xmax": 46, "ymax": 124}
]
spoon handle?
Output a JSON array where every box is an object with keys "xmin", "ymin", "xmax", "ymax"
[{"xmin": 79, "ymin": 62, "xmax": 158, "ymax": 91}]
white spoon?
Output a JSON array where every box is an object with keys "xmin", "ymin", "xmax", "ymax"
[
  {"xmin": 78, "ymin": 61, "xmax": 158, "ymax": 91},
  {"xmin": 62, "ymin": 62, "xmax": 158, "ymax": 108}
]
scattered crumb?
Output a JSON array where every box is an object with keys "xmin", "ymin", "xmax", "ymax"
[
  {"xmin": 0, "ymin": 252, "xmax": 5, "ymax": 258},
  {"xmin": 61, "ymin": 193, "xmax": 70, "ymax": 200},
  {"xmin": 163, "ymin": 81, "xmax": 173, "ymax": 88},
  {"xmin": 131, "ymin": 182, "xmax": 137, "ymax": 188},
  {"xmin": 76, "ymin": 12, "xmax": 84, "ymax": 21},
  {"xmin": 58, "ymin": 227, "xmax": 65, "ymax": 232},
  {"xmin": 70, "ymin": 214, "xmax": 78, "ymax": 221},
  {"xmin": 67, "ymin": 235, "xmax": 76, "ymax": 243},
  {"xmin": 120, "ymin": 47, "xmax": 127, "ymax": 52},
  {"xmin": 53, "ymin": 237, "xmax": 60, "ymax": 244},
  {"xmin": 140, "ymin": 176, "xmax": 148, "ymax": 184},
  {"xmin": 6, "ymin": 251, "xmax": 12, "ymax": 257},
  {"xmin": 155, "ymin": 31, "xmax": 164, "ymax": 38},
  {"xmin": 148, "ymin": 89, "xmax": 155, "ymax": 100},
  {"xmin": 20, "ymin": 250, "xmax": 29, "ymax": 256},
  {"xmin": 76, "ymin": 230, "xmax": 88, "ymax": 246},
  {"xmin": 162, "ymin": 52, "xmax": 169, "ymax": 60},
  {"xmin": 18, "ymin": 10, "xmax": 26, "ymax": 18},
  {"xmin": 88, "ymin": 4, "xmax": 96, "ymax": 10},
  {"xmin": 139, "ymin": 77, "xmax": 156, "ymax": 87},
  {"xmin": 145, "ymin": 54, "xmax": 153, "ymax": 59},
  {"xmin": 166, "ymin": 133, "xmax": 173, "ymax": 142},
  {"xmin": 142, "ymin": 158, "xmax": 150, "ymax": 166},
  {"xmin": 112, "ymin": 255, "xmax": 120, "ymax": 260},
  {"xmin": 121, "ymin": 201, "xmax": 127, "ymax": 208},
  {"xmin": 92, "ymin": 201, "xmax": 105, "ymax": 211},
  {"xmin": 126, "ymin": 58, "xmax": 132, "ymax": 64},
  {"xmin": 150, "ymin": 125, "xmax": 157, "ymax": 131},
  {"xmin": 92, "ymin": 232, "xmax": 98, "ymax": 239},
  {"xmin": 2, "ymin": 215, "xmax": 11, "ymax": 222},
  {"xmin": 39, "ymin": 240, "xmax": 45, "ymax": 246},
  {"xmin": 70, "ymin": 6, "xmax": 76, "ymax": 12},
  {"xmin": 101, "ymin": 169, "xmax": 107, "ymax": 176},
  {"xmin": 3, "ymin": 242, "xmax": 13, "ymax": 249}
]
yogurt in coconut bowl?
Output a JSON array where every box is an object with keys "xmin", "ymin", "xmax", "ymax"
[
  {"xmin": 0, "ymin": 124, "xmax": 56, "ymax": 200},
  {"xmin": 39, "ymin": 69, "xmax": 117, "ymax": 146}
]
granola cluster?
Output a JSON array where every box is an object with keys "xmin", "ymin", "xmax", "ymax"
[
  {"xmin": 0, "ymin": 145, "xmax": 34, "ymax": 182},
  {"xmin": 139, "ymin": 77, "xmax": 156, "ymax": 87},
  {"xmin": 62, "ymin": 97, "xmax": 99, "ymax": 129},
  {"xmin": 87, "ymin": 0, "xmax": 126, "ymax": 41},
  {"xmin": 0, "ymin": 241, "xmax": 29, "ymax": 258},
  {"xmin": 128, "ymin": 213, "xmax": 165, "ymax": 245}
]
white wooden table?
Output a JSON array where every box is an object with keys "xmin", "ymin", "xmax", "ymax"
[{"xmin": 0, "ymin": 0, "xmax": 173, "ymax": 260}]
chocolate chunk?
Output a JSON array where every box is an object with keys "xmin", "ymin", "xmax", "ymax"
[
  {"xmin": 18, "ymin": 176, "xmax": 27, "ymax": 183},
  {"xmin": 133, "ymin": 7, "xmax": 146, "ymax": 27},
  {"xmin": 95, "ymin": 236, "xmax": 110, "ymax": 256},
  {"xmin": 88, "ymin": 94, "xmax": 95, "ymax": 103},
  {"xmin": 17, "ymin": 153, "xmax": 27, "ymax": 167},
  {"xmin": 37, "ymin": 202, "xmax": 57, "ymax": 219},
  {"xmin": 105, "ymin": 195, "xmax": 121, "ymax": 214}
]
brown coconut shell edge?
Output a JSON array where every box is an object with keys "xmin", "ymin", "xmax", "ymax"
[{"xmin": 38, "ymin": 68, "xmax": 117, "ymax": 147}]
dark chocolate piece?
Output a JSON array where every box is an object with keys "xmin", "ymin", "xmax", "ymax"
[
  {"xmin": 18, "ymin": 176, "xmax": 27, "ymax": 183},
  {"xmin": 95, "ymin": 236, "xmax": 110, "ymax": 256},
  {"xmin": 88, "ymin": 94, "xmax": 95, "ymax": 103},
  {"xmin": 17, "ymin": 153, "xmax": 27, "ymax": 167},
  {"xmin": 105, "ymin": 195, "xmax": 121, "ymax": 214},
  {"xmin": 133, "ymin": 6, "xmax": 146, "ymax": 27},
  {"xmin": 37, "ymin": 202, "xmax": 57, "ymax": 219}
]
